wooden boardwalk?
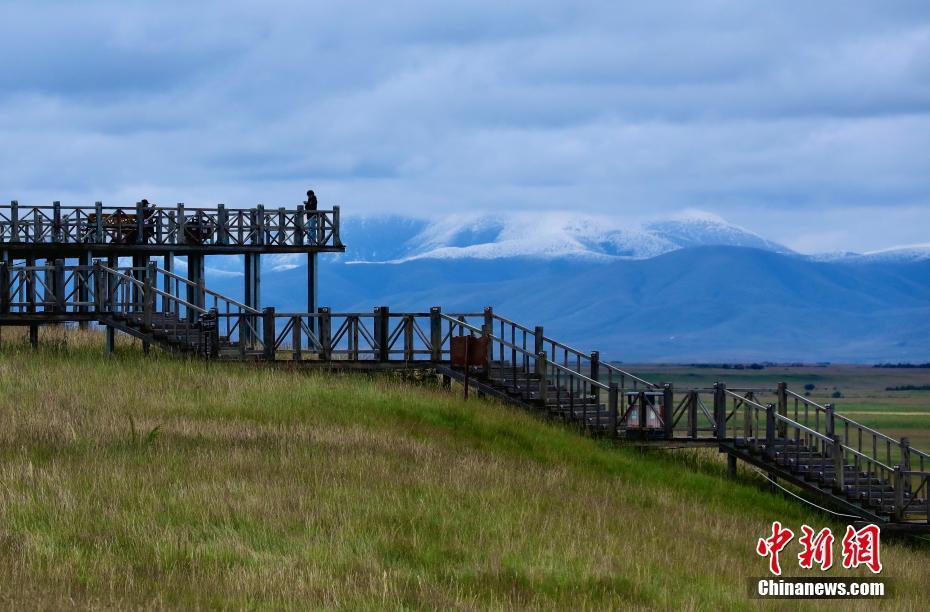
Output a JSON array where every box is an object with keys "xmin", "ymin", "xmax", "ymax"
[{"xmin": 1, "ymin": 199, "xmax": 928, "ymax": 533}]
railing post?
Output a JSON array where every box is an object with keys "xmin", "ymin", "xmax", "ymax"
[
  {"xmin": 10, "ymin": 200, "xmax": 19, "ymax": 242},
  {"xmin": 292, "ymin": 315, "xmax": 302, "ymax": 361},
  {"xmin": 688, "ymin": 391, "xmax": 698, "ymax": 439},
  {"xmin": 93, "ymin": 260, "xmax": 107, "ymax": 313},
  {"xmin": 217, "ymin": 203, "xmax": 228, "ymax": 245},
  {"xmin": 94, "ymin": 201, "xmax": 104, "ymax": 243},
  {"xmin": 483, "ymin": 306, "xmax": 494, "ymax": 364},
  {"xmin": 825, "ymin": 403, "xmax": 835, "ymax": 440},
  {"xmin": 332, "ymin": 206, "xmax": 341, "ymax": 246},
  {"xmin": 833, "ymin": 435, "xmax": 845, "ymax": 492},
  {"xmin": 142, "ymin": 262, "xmax": 155, "ymax": 331},
  {"xmin": 255, "ymin": 204, "xmax": 265, "ymax": 245},
  {"xmin": 262, "ymin": 307, "xmax": 276, "ymax": 361},
  {"xmin": 135, "ymin": 200, "xmax": 145, "ymax": 244},
  {"xmin": 429, "ymin": 306, "xmax": 442, "ymax": 362},
  {"xmin": 714, "ymin": 382, "xmax": 727, "ymax": 441},
  {"xmin": 901, "ymin": 437, "xmax": 911, "ymax": 493},
  {"xmin": 0, "ymin": 261, "xmax": 8, "ymax": 314},
  {"xmin": 765, "ymin": 403, "xmax": 776, "ymax": 458},
  {"xmin": 318, "ymin": 307, "xmax": 331, "ymax": 360},
  {"xmin": 374, "ymin": 306, "xmax": 390, "ymax": 362},
  {"xmin": 534, "ymin": 325, "xmax": 544, "ymax": 358},
  {"xmin": 177, "ymin": 203, "xmax": 187, "ymax": 244},
  {"xmin": 590, "ymin": 351, "xmax": 600, "ymax": 404},
  {"xmin": 776, "ymin": 381, "xmax": 788, "ymax": 438},
  {"xmin": 294, "ymin": 204, "xmax": 305, "ymax": 246},
  {"xmin": 52, "ymin": 201, "xmax": 61, "ymax": 243},
  {"xmin": 53, "ymin": 259, "xmax": 66, "ymax": 313},
  {"xmin": 608, "ymin": 383, "xmax": 619, "ymax": 438},
  {"xmin": 893, "ymin": 466, "xmax": 904, "ymax": 521},
  {"xmin": 663, "ymin": 383, "xmax": 674, "ymax": 439},
  {"xmin": 536, "ymin": 351, "xmax": 548, "ymax": 408},
  {"xmin": 900, "ymin": 437, "xmax": 911, "ymax": 471},
  {"xmin": 480, "ymin": 321, "xmax": 491, "ymax": 379}
]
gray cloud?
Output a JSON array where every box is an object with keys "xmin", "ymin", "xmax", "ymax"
[{"xmin": 0, "ymin": 0, "xmax": 928, "ymax": 252}]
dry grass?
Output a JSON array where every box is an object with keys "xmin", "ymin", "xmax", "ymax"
[{"xmin": 1, "ymin": 328, "xmax": 928, "ymax": 609}]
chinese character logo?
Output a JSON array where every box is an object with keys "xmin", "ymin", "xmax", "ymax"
[
  {"xmin": 841, "ymin": 524, "xmax": 882, "ymax": 574},
  {"xmin": 756, "ymin": 521, "xmax": 795, "ymax": 575},
  {"xmin": 798, "ymin": 525, "xmax": 834, "ymax": 571},
  {"xmin": 757, "ymin": 522, "xmax": 882, "ymax": 575}
]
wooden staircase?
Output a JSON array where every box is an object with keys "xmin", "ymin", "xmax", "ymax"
[{"xmin": 440, "ymin": 356, "xmax": 930, "ymax": 532}]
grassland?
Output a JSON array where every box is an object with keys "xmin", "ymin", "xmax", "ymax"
[{"xmin": 1, "ymin": 328, "xmax": 929, "ymax": 609}]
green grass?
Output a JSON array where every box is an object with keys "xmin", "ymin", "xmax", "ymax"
[{"xmin": 1, "ymin": 330, "xmax": 929, "ymax": 609}]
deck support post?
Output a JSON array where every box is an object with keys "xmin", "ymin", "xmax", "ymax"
[
  {"xmin": 317, "ymin": 307, "xmax": 331, "ymax": 360},
  {"xmin": 893, "ymin": 466, "xmax": 904, "ymax": 521},
  {"xmin": 26, "ymin": 255, "xmax": 37, "ymax": 347},
  {"xmin": 291, "ymin": 315, "xmax": 302, "ymax": 361},
  {"xmin": 186, "ymin": 254, "xmax": 204, "ymax": 323},
  {"xmin": 663, "ymin": 383, "xmax": 674, "ymax": 440},
  {"xmin": 765, "ymin": 403, "xmax": 776, "ymax": 459},
  {"xmin": 140, "ymin": 261, "xmax": 155, "ymax": 355},
  {"xmin": 244, "ymin": 253, "xmax": 261, "ymax": 346},
  {"xmin": 776, "ymin": 382, "xmax": 788, "ymax": 439},
  {"xmin": 262, "ymin": 307, "xmax": 276, "ymax": 361},
  {"xmin": 608, "ymin": 383, "xmax": 619, "ymax": 438},
  {"xmin": 0, "ymin": 261, "xmax": 8, "ymax": 315},
  {"xmin": 714, "ymin": 382, "xmax": 727, "ymax": 441},
  {"xmin": 727, "ymin": 453, "xmax": 737, "ymax": 478},
  {"xmin": 536, "ymin": 351, "xmax": 548, "ymax": 409},
  {"xmin": 78, "ymin": 251, "xmax": 92, "ymax": 328},
  {"xmin": 161, "ymin": 252, "xmax": 173, "ymax": 311},
  {"xmin": 307, "ymin": 251, "xmax": 317, "ymax": 337},
  {"xmin": 688, "ymin": 391, "xmax": 698, "ymax": 438},
  {"xmin": 374, "ymin": 306, "xmax": 389, "ymax": 362},
  {"xmin": 429, "ymin": 306, "xmax": 442, "ymax": 362},
  {"xmin": 832, "ymin": 435, "xmax": 845, "ymax": 492},
  {"xmin": 901, "ymin": 437, "xmax": 911, "ymax": 494},
  {"xmin": 590, "ymin": 351, "xmax": 600, "ymax": 405}
]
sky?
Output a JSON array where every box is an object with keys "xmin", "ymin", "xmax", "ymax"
[{"xmin": 0, "ymin": 1, "xmax": 928, "ymax": 254}]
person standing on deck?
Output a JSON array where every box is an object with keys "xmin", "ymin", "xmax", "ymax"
[{"xmin": 305, "ymin": 189, "xmax": 319, "ymax": 242}]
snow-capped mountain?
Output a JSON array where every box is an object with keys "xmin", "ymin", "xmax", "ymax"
[
  {"xmin": 340, "ymin": 210, "xmax": 794, "ymax": 263},
  {"xmin": 859, "ymin": 244, "xmax": 930, "ymax": 263}
]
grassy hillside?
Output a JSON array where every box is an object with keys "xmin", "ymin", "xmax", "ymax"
[{"xmin": 1, "ymin": 330, "xmax": 928, "ymax": 608}]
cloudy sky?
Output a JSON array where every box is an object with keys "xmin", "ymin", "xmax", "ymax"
[{"xmin": 1, "ymin": 1, "xmax": 928, "ymax": 253}]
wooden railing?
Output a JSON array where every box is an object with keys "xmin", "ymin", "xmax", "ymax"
[{"xmin": 0, "ymin": 201, "xmax": 342, "ymax": 250}]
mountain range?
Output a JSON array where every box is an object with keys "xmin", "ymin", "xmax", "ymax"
[{"xmin": 202, "ymin": 212, "xmax": 930, "ymax": 363}]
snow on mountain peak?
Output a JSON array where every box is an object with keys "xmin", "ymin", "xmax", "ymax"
[
  {"xmin": 342, "ymin": 209, "xmax": 795, "ymax": 263},
  {"xmin": 860, "ymin": 243, "xmax": 930, "ymax": 262}
]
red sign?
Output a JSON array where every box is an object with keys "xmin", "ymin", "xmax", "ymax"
[{"xmin": 450, "ymin": 335, "xmax": 489, "ymax": 367}]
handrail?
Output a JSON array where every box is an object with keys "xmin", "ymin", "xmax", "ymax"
[
  {"xmin": 787, "ymin": 387, "xmax": 930, "ymax": 461},
  {"xmin": 156, "ymin": 266, "xmax": 259, "ymax": 314},
  {"xmin": 0, "ymin": 203, "xmax": 338, "ymax": 214},
  {"xmin": 724, "ymin": 388, "xmax": 770, "ymax": 412},
  {"xmin": 548, "ymin": 360, "xmax": 608, "ymax": 390},
  {"xmin": 601, "ymin": 362, "xmax": 660, "ymax": 389},
  {"xmin": 99, "ymin": 264, "xmax": 207, "ymax": 314},
  {"xmin": 773, "ymin": 412, "xmax": 833, "ymax": 445}
]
